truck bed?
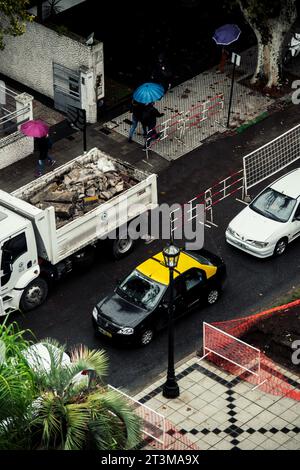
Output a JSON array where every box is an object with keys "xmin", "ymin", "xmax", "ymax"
[{"xmin": 5, "ymin": 148, "xmax": 157, "ymax": 265}]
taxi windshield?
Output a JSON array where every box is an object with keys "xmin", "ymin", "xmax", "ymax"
[{"xmin": 117, "ymin": 270, "xmax": 166, "ymax": 309}]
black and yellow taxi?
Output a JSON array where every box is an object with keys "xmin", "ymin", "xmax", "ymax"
[{"xmin": 92, "ymin": 248, "xmax": 226, "ymax": 346}]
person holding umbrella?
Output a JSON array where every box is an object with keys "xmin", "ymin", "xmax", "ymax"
[
  {"xmin": 20, "ymin": 119, "xmax": 56, "ymax": 177},
  {"xmin": 128, "ymin": 100, "xmax": 147, "ymax": 143},
  {"xmin": 130, "ymin": 82, "xmax": 165, "ymax": 147},
  {"xmin": 212, "ymin": 24, "xmax": 241, "ymax": 73},
  {"xmin": 36, "ymin": 133, "xmax": 56, "ymax": 177},
  {"xmin": 141, "ymin": 103, "xmax": 164, "ymax": 150}
]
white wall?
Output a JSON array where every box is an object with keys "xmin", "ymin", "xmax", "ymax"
[
  {"xmin": 0, "ymin": 134, "xmax": 34, "ymax": 170},
  {"xmin": 0, "ymin": 20, "xmax": 103, "ymax": 122}
]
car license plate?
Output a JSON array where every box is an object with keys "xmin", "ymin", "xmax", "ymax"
[{"xmin": 98, "ymin": 327, "xmax": 112, "ymax": 338}]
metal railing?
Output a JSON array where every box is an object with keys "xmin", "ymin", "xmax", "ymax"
[{"xmin": 144, "ymin": 93, "xmax": 224, "ymax": 159}]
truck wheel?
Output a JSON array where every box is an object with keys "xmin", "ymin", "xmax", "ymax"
[
  {"xmin": 112, "ymin": 236, "xmax": 134, "ymax": 260},
  {"xmin": 20, "ymin": 278, "xmax": 48, "ymax": 312}
]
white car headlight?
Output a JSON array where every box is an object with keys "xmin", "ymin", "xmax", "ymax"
[
  {"xmin": 92, "ymin": 307, "xmax": 98, "ymax": 320},
  {"xmin": 117, "ymin": 327, "xmax": 134, "ymax": 335},
  {"xmin": 226, "ymin": 226, "xmax": 236, "ymax": 237},
  {"xmin": 246, "ymin": 240, "xmax": 269, "ymax": 248}
]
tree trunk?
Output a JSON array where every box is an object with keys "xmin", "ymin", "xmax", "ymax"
[
  {"xmin": 264, "ymin": 22, "xmax": 286, "ymax": 89},
  {"xmin": 250, "ymin": 28, "xmax": 264, "ymax": 84},
  {"xmin": 238, "ymin": 0, "xmax": 297, "ymax": 89}
]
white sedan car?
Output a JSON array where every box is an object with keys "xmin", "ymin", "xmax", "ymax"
[{"xmin": 226, "ymin": 168, "xmax": 300, "ymax": 258}]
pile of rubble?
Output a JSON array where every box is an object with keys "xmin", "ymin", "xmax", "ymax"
[{"xmin": 29, "ymin": 159, "xmax": 138, "ymax": 228}]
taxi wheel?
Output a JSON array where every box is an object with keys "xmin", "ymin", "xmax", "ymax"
[
  {"xmin": 139, "ymin": 328, "xmax": 154, "ymax": 346},
  {"xmin": 207, "ymin": 287, "xmax": 220, "ymax": 305}
]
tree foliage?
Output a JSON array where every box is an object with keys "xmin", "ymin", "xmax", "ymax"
[
  {"xmin": 0, "ymin": 0, "xmax": 33, "ymax": 50},
  {"xmin": 0, "ymin": 321, "xmax": 35, "ymax": 449},
  {"xmin": 0, "ymin": 333, "xmax": 142, "ymax": 450},
  {"xmin": 226, "ymin": 0, "xmax": 297, "ymax": 87},
  {"xmin": 236, "ymin": 0, "xmax": 297, "ymax": 43}
]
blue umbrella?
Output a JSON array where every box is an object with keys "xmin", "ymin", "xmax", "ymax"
[
  {"xmin": 133, "ymin": 82, "xmax": 165, "ymax": 104},
  {"xmin": 213, "ymin": 24, "xmax": 241, "ymax": 46}
]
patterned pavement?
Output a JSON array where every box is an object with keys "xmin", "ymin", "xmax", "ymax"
[
  {"xmin": 104, "ymin": 48, "xmax": 274, "ymax": 161},
  {"xmin": 134, "ymin": 356, "xmax": 300, "ymax": 450}
]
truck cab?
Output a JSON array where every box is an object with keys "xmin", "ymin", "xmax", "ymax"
[{"xmin": 0, "ymin": 207, "xmax": 39, "ymax": 315}]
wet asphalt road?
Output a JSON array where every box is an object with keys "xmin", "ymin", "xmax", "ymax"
[{"xmin": 13, "ymin": 104, "xmax": 300, "ymax": 394}]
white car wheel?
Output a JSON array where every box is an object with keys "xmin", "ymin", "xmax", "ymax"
[{"xmin": 274, "ymin": 238, "xmax": 288, "ymax": 256}]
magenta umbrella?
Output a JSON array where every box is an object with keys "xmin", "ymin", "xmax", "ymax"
[{"xmin": 20, "ymin": 119, "xmax": 49, "ymax": 138}]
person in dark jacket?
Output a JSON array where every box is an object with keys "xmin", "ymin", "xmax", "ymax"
[
  {"xmin": 128, "ymin": 100, "xmax": 148, "ymax": 143},
  {"xmin": 141, "ymin": 103, "xmax": 164, "ymax": 150},
  {"xmin": 35, "ymin": 134, "xmax": 56, "ymax": 177}
]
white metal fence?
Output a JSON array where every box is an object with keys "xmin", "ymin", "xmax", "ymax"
[
  {"xmin": 243, "ymin": 123, "xmax": 300, "ymax": 196},
  {"xmin": 171, "ymin": 121, "xmax": 300, "ymax": 230},
  {"xmin": 0, "ymin": 83, "xmax": 33, "ymax": 143},
  {"xmin": 203, "ymin": 322, "xmax": 261, "ymax": 378},
  {"xmin": 108, "ymin": 384, "xmax": 166, "ymax": 447}
]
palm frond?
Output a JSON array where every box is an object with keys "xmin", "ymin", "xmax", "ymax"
[
  {"xmin": 70, "ymin": 345, "xmax": 108, "ymax": 378},
  {"xmin": 86, "ymin": 389, "xmax": 142, "ymax": 449},
  {"xmin": 31, "ymin": 391, "xmax": 63, "ymax": 449},
  {"xmin": 0, "ymin": 320, "xmax": 34, "ymax": 361},
  {"xmin": 0, "ymin": 367, "xmax": 34, "ymax": 421},
  {"xmin": 63, "ymin": 403, "xmax": 91, "ymax": 450},
  {"xmin": 27, "ymin": 339, "xmax": 72, "ymax": 394}
]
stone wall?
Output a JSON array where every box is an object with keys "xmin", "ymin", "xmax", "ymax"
[
  {"xmin": 0, "ymin": 134, "xmax": 34, "ymax": 170},
  {"xmin": 0, "ymin": 20, "xmax": 104, "ymax": 123}
]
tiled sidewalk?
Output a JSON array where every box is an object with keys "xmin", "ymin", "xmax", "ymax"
[
  {"xmin": 104, "ymin": 48, "xmax": 274, "ymax": 161},
  {"xmin": 134, "ymin": 357, "xmax": 300, "ymax": 450}
]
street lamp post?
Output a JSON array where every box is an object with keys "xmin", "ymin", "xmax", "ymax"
[{"xmin": 162, "ymin": 243, "xmax": 180, "ymax": 399}]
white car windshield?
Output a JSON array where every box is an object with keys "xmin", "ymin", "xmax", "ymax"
[
  {"xmin": 250, "ymin": 188, "xmax": 296, "ymax": 223},
  {"xmin": 118, "ymin": 270, "xmax": 166, "ymax": 309}
]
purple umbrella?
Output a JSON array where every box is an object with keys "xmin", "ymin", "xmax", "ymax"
[
  {"xmin": 20, "ymin": 119, "xmax": 49, "ymax": 138},
  {"xmin": 213, "ymin": 24, "xmax": 241, "ymax": 46}
]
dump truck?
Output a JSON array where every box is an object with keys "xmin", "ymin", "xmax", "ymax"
[{"xmin": 0, "ymin": 148, "xmax": 158, "ymax": 315}]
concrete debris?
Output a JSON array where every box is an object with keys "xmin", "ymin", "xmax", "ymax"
[{"xmin": 29, "ymin": 160, "xmax": 138, "ymax": 227}]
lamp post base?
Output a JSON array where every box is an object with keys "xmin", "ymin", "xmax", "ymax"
[{"xmin": 162, "ymin": 379, "xmax": 180, "ymax": 399}]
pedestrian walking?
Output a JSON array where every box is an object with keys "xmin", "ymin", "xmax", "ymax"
[
  {"xmin": 35, "ymin": 134, "xmax": 56, "ymax": 177},
  {"xmin": 128, "ymin": 100, "xmax": 148, "ymax": 143},
  {"xmin": 218, "ymin": 47, "xmax": 230, "ymax": 73},
  {"xmin": 141, "ymin": 103, "xmax": 164, "ymax": 150}
]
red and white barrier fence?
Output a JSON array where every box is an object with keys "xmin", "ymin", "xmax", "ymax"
[
  {"xmin": 144, "ymin": 93, "xmax": 224, "ymax": 158},
  {"xmin": 171, "ymin": 168, "xmax": 245, "ymax": 232}
]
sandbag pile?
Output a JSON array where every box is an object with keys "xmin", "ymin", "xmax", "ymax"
[{"xmin": 29, "ymin": 160, "xmax": 138, "ymax": 228}]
